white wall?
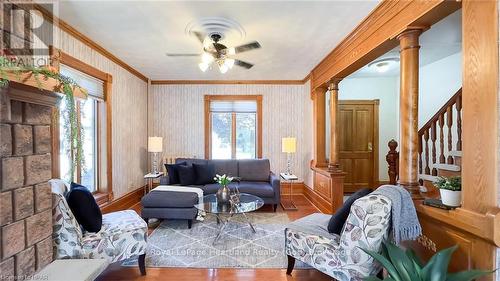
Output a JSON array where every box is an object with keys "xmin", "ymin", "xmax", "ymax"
[
  {"xmin": 419, "ymin": 52, "xmax": 462, "ymax": 127},
  {"xmin": 328, "ymin": 77, "xmax": 400, "ymax": 182},
  {"xmin": 148, "ymin": 82, "xmax": 314, "ymax": 187}
]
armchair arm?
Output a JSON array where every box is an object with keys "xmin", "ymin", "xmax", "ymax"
[
  {"xmin": 270, "ymin": 172, "xmax": 281, "ymax": 204},
  {"xmin": 159, "ymin": 176, "xmax": 170, "ymax": 185}
]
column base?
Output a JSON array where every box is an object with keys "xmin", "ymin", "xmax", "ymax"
[{"xmin": 398, "ymin": 182, "xmax": 423, "ymax": 199}]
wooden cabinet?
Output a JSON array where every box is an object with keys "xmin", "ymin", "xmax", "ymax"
[
  {"xmin": 304, "ymin": 167, "xmax": 345, "ymax": 214},
  {"xmin": 314, "ymin": 172, "xmax": 332, "ymax": 200}
]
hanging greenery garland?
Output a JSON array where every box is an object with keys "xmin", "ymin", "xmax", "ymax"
[{"xmin": 0, "ymin": 55, "xmax": 87, "ymax": 182}]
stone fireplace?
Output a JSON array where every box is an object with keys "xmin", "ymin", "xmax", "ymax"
[{"xmin": 0, "ymin": 86, "xmax": 55, "ymax": 279}]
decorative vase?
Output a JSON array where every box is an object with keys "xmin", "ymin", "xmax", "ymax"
[
  {"xmin": 440, "ymin": 189, "xmax": 461, "ymax": 207},
  {"xmin": 216, "ymin": 184, "xmax": 231, "ymax": 204}
]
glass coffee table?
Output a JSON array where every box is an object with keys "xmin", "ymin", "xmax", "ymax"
[{"xmin": 194, "ymin": 193, "xmax": 264, "ymax": 245}]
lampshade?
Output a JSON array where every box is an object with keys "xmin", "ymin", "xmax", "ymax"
[
  {"xmin": 148, "ymin": 137, "xmax": 163, "ymax": 152},
  {"xmin": 282, "ymin": 137, "xmax": 296, "ymax": 153}
]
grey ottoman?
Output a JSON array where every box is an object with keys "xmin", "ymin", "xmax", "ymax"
[{"xmin": 141, "ymin": 190, "xmax": 198, "ymax": 228}]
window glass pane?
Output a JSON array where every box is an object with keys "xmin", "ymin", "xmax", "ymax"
[
  {"xmin": 236, "ymin": 113, "xmax": 256, "ymax": 159},
  {"xmin": 59, "ymin": 98, "xmax": 72, "ymax": 182},
  {"xmin": 80, "ymin": 99, "xmax": 97, "ymax": 192},
  {"xmin": 211, "ymin": 113, "xmax": 232, "ymax": 159}
]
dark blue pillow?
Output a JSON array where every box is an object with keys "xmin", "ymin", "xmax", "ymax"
[
  {"xmin": 177, "ymin": 165, "xmax": 196, "ymax": 186},
  {"xmin": 327, "ymin": 188, "xmax": 372, "ymax": 234},
  {"xmin": 165, "ymin": 161, "xmax": 187, "ymax": 185},
  {"xmin": 193, "ymin": 163, "xmax": 216, "ymax": 185},
  {"xmin": 66, "ymin": 182, "xmax": 102, "ymax": 233}
]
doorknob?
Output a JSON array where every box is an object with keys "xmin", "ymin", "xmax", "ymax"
[{"xmin": 368, "ymin": 142, "xmax": 373, "ymax": 151}]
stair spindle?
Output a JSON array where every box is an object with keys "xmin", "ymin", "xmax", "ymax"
[
  {"xmin": 446, "ymin": 106, "xmax": 454, "ymax": 164},
  {"xmin": 418, "ymin": 135, "xmax": 423, "ymax": 174},
  {"xmin": 431, "ymin": 121, "xmax": 437, "ymax": 176},
  {"xmin": 439, "ymin": 113, "xmax": 445, "ymax": 163},
  {"xmin": 456, "ymin": 94, "xmax": 462, "ymax": 151},
  {"xmin": 424, "ymin": 129, "xmax": 430, "ymax": 175}
]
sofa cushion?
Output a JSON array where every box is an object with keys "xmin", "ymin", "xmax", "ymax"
[
  {"xmin": 202, "ymin": 183, "xmax": 239, "ymax": 195},
  {"xmin": 142, "ymin": 191, "xmax": 199, "ymax": 208},
  {"xmin": 193, "ymin": 163, "xmax": 216, "ymax": 185},
  {"xmin": 238, "ymin": 181, "xmax": 275, "ymax": 197},
  {"xmin": 165, "ymin": 161, "xmax": 187, "ymax": 185},
  {"xmin": 238, "ymin": 159, "xmax": 270, "ymax": 182},
  {"xmin": 212, "ymin": 159, "xmax": 239, "ymax": 177},
  {"xmin": 177, "ymin": 165, "xmax": 196, "ymax": 186},
  {"xmin": 327, "ymin": 188, "xmax": 372, "ymax": 234},
  {"xmin": 66, "ymin": 182, "xmax": 102, "ymax": 233}
]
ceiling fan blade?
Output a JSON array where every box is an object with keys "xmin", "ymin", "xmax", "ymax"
[
  {"xmin": 213, "ymin": 42, "xmax": 226, "ymax": 53},
  {"xmin": 234, "ymin": 59, "xmax": 254, "ymax": 69},
  {"xmin": 233, "ymin": 41, "xmax": 261, "ymax": 54},
  {"xmin": 166, "ymin": 53, "xmax": 201, "ymax": 57},
  {"xmin": 191, "ymin": 31, "xmax": 206, "ymax": 44}
]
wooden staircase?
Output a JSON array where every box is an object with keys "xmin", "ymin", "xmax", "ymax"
[{"xmin": 387, "ymin": 88, "xmax": 462, "ymax": 198}]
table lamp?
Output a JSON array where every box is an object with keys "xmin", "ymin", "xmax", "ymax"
[
  {"xmin": 282, "ymin": 137, "xmax": 296, "ymax": 175},
  {"xmin": 148, "ymin": 137, "xmax": 163, "ymax": 174}
]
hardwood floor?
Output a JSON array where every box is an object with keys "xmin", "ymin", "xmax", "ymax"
[{"xmin": 96, "ymin": 195, "xmax": 332, "ymax": 281}]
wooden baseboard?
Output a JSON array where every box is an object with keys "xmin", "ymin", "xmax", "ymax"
[
  {"xmin": 302, "ymin": 184, "xmax": 333, "ymax": 214},
  {"xmin": 100, "ymin": 186, "xmax": 146, "ymax": 214}
]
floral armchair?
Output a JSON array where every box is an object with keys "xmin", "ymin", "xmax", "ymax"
[
  {"xmin": 50, "ymin": 179, "xmax": 148, "ymax": 275},
  {"xmin": 285, "ymin": 194, "xmax": 392, "ymax": 281}
]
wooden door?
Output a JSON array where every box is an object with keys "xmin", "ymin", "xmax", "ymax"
[{"xmin": 338, "ymin": 100, "xmax": 379, "ymax": 193}]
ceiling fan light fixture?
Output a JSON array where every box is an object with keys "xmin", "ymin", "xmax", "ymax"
[
  {"xmin": 201, "ymin": 52, "xmax": 214, "ymax": 63},
  {"xmin": 227, "ymin": 47, "xmax": 236, "ymax": 55},
  {"xmin": 219, "ymin": 64, "xmax": 229, "ymax": 74},
  {"xmin": 224, "ymin": 58, "xmax": 235, "ymax": 69},
  {"xmin": 198, "ymin": 62, "xmax": 209, "ymax": 72}
]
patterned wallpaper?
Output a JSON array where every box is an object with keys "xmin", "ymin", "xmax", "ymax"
[
  {"xmin": 50, "ymin": 25, "xmax": 149, "ymax": 198},
  {"xmin": 148, "ymin": 82, "xmax": 314, "ymax": 187}
]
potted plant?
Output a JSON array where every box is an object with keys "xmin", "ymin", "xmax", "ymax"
[
  {"xmin": 214, "ymin": 174, "xmax": 233, "ymax": 204},
  {"xmin": 433, "ymin": 176, "xmax": 461, "ymax": 207},
  {"xmin": 361, "ymin": 241, "xmax": 492, "ymax": 281}
]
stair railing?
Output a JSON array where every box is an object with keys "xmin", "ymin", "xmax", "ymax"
[
  {"xmin": 418, "ymin": 88, "xmax": 462, "ymax": 177},
  {"xmin": 386, "ymin": 88, "xmax": 462, "ymax": 182}
]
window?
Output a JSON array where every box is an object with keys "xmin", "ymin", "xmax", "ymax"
[
  {"xmin": 59, "ymin": 64, "xmax": 104, "ymax": 192},
  {"xmin": 205, "ymin": 95, "xmax": 262, "ymax": 159}
]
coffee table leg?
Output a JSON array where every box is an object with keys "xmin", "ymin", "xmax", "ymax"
[
  {"xmin": 213, "ymin": 213, "xmax": 234, "ymax": 245},
  {"xmin": 241, "ymin": 212, "xmax": 257, "ymax": 233}
]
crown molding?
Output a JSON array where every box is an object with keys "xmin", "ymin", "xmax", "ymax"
[
  {"xmin": 34, "ymin": 4, "xmax": 148, "ymax": 83},
  {"xmin": 151, "ymin": 79, "xmax": 308, "ymax": 85}
]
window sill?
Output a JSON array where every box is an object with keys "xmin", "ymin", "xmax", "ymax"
[{"xmin": 94, "ymin": 192, "xmax": 111, "ymax": 206}]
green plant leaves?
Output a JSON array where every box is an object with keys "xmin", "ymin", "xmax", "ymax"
[{"xmin": 362, "ymin": 241, "xmax": 492, "ymax": 281}]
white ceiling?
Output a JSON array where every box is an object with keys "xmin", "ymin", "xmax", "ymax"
[
  {"xmin": 350, "ymin": 10, "xmax": 462, "ymax": 78},
  {"xmin": 57, "ymin": 0, "xmax": 380, "ymax": 80}
]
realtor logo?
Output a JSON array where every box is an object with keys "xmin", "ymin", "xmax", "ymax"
[{"xmin": 1, "ymin": 1, "xmax": 55, "ymax": 65}]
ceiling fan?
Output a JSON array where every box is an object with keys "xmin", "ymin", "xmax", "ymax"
[{"xmin": 166, "ymin": 32, "xmax": 261, "ymax": 73}]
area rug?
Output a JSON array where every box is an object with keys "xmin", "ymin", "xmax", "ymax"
[{"xmin": 123, "ymin": 212, "xmax": 310, "ymax": 269}]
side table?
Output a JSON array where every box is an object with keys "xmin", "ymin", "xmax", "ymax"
[
  {"xmin": 37, "ymin": 259, "xmax": 109, "ymax": 281},
  {"xmin": 280, "ymin": 173, "xmax": 298, "ymax": 210},
  {"xmin": 144, "ymin": 172, "xmax": 163, "ymax": 193}
]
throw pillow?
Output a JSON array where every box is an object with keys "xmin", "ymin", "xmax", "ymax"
[
  {"xmin": 193, "ymin": 163, "xmax": 216, "ymax": 185},
  {"xmin": 327, "ymin": 188, "xmax": 372, "ymax": 234},
  {"xmin": 165, "ymin": 161, "xmax": 187, "ymax": 185},
  {"xmin": 66, "ymin": 182, "xmax": 103, "ymax": 233},
  {"xmin": 177, "ymin": 165, "xmax": 196, "ymax": 186}
]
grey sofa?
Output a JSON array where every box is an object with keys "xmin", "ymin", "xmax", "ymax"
[{"xmin": 159, "ymin": 158, "xmax": 281, "ymax": 211}]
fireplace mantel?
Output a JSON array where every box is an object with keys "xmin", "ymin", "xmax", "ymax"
[{"xmin": 5, "ymin": 71, "xmax": 87, "ymax": 100}]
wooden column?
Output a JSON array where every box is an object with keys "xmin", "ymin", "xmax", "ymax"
[
  {"xmin": 312, "ymin": 85, "xmax": 328, "ymax": 168},
  {"xmin": 397, "ymin": 27, "xmax": 423, "ymax": 198},
  {"xmin": 328, "ymin": 79, "xmax": 342, "ymax": 172}
]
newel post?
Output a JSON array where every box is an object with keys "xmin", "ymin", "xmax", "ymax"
[
  {"xmin": 397, "ymin": 27, "xmax": 424, "ymax": 198},
  {"xmin": 386, "ymin": 139, "xmax": 399, "ymax": 185}
]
